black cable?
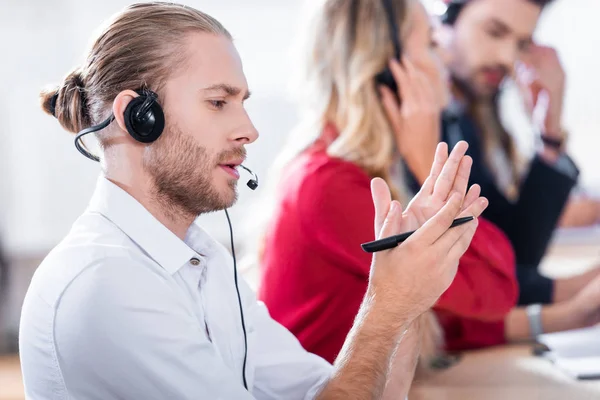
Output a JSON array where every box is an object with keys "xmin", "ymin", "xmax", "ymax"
[
  {"xmin": 74, "ymin": 114, "xmax": 115, "ymax": 162},
  {"xmin": 224, "ymin": 209, "xmax": 248, "ymax": 390}
]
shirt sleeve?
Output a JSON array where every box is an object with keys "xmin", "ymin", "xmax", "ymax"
[
  {"xmin": 515, "ymin": 267, "xmax": 554, "ymax": 305},
  {"xmin": 434, "ymin": 218, "xmax": 519, "ymax": 322},
  {"xmin": 509, "ymin": 154, "xmax": 578, "ymax": 268},
  {"xmin": 238, "ymin": 278, "xmax": 333, "ymax": 400},
  {"xmin": 550, "ymin": 153, "xmax": 579, "ymax": 179},
  {"xmin": 54, "ymin": 258, "xmax": 257, "ymax": 400}
]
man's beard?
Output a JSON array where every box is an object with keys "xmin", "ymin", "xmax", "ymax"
[
  {"xmin": 451, "ymin": 66, "xmax": 508, "ymax": 103},
  {"xmin": 143, "ymin": 123, "xmax": 245, "ymax": 219}
]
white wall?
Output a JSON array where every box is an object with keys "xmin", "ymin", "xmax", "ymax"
[{"xmin": 1, "ymin": 0, "xmax": 599, "ymax": 259}]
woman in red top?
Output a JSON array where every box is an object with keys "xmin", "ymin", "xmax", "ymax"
[
  {"xmin": 255, "ymin": 0, "xmax": 516, "ymax": 364},
  {"xmin": 257, "ymin": 0, "xmax": 599, "ymax": 365},
  {"xmin": 259, "ymin": 129, "xmax": 516, "ymax": 362}
]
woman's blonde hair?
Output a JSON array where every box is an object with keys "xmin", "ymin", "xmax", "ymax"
[
  {"xmin": 247, "ymin": 0, "xmax": 446, "ymax": 370},
  {"xmin": 267, "ymin": 0, "xmax": 414, "ymax": 204},
  {"xmin": 246, "ymin": 0, "xmax": 414, "ymax": 270}
]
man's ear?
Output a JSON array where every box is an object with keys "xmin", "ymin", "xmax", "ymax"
[
  {"xmin": 435, "ymin": 23, "xmax": 454, "ymax": 48},
  {"xmin": 112, "ymin": 90, "xmax": 139, "ymax": 134}
]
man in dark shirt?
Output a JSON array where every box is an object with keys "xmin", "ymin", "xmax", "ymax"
[{"xmin": 409, "ymin": 0, "xmax": 600, "ymax": 307}]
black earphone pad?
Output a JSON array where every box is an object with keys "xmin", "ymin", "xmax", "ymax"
[
  {"xmin": 375, "ymin": 68, "xmax": 398, "ymax": 94},
  {"xmin": 375, "ymin": 67, "xmax": 401, "ymax": 105},
  {"xmin": 441, "ymin": 2, "xmax": 464, "ymax": 25},
  {"xmin": 123, "ymin": 95, "xmax": 165, "ymax": 143}
]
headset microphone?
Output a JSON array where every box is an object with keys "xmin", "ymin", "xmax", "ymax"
[{"xmin": 239, "ymin": 165, "xmax": 259, "ymax": 190}]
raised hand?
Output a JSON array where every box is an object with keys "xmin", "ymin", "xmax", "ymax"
[
  {"xmin": 516, "ymin": 44, "xmax": 566, "ymax": 139},
  {"xmin": 404, "ymin": 141, "xmax": 481, "ymax": 227},
  {"xmin": 374, "ymin": 141, "xmax": 481, "ymax": 234},
  {"xmin": 368, "ymin": 142, "xmax": 488, "ymax": 323},
  {"xmin": 380, "ymin": 57, "xmax": 441, "ymax": 186}
]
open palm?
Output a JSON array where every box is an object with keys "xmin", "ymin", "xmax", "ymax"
[{"xmin": 373, "ymin": 141, "xmax": 482, "ymax": 238}]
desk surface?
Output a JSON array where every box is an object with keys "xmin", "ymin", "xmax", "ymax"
[
  {"xmin": 4, "ymin": 346, "xmax": 600, "ymax": 400},
  {"xmin": 409, "ymin": 344, "xmax": 600, "ymax": 400},
  {"xmin": 409, "ymin": 237, "xmax": 600, "ymax": 400}
]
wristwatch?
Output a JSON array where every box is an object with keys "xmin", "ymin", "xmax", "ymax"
[
  {"xmin": 540, "ymin": 128, "xmax": 568, "ymax": 151},
  {"xmin": 526, "ymin": 303, "xmax": 544, "ymax": 339},
  {"xmin": 540, "ymin": 134, "xmax": 563, "ymax": 150}
]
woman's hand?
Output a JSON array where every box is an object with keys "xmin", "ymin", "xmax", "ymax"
[{"xmin": 380, "ymin": 57, "xmax": 441, "ymax": 185}]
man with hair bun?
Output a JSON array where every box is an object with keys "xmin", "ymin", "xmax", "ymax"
[{"xmin": 20, "ymin": 2, "xmax": 486, "ymax": 399}]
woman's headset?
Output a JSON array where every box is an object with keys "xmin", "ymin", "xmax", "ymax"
[
  {"xmin": 440, "ymin": 0, "xmax": 467, "ymax": 26},
  {"xmin": 369, "ymin": 0, "xmax": 466, "ymax": 95},
  {"xmin": 374, "ymin": 0, "xmax": 403, "ymax": 94}
]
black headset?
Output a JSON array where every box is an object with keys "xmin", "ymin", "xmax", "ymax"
[
  {"xmin": 373, "ymin": 0, "xmax": 403, "ymax": 94},
  {"xmin": 51, "ymin": 86, "xmax": 258, "ymax": 390},
  {"xmin": 61, "ymin": 88, "xmax": 259, "ymax": 190},
  {"xmin": 440, "ymin": 0, "xmax": 468, "ymax": 26},
  {"xmin": 71, "ymin": 88, "xmax": 165, "ymax": 162},
  {"xmin": 371, "ymin": 0, "xmax": 466, "ymax": 95}
]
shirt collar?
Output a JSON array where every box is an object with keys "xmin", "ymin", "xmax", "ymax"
[{"xmin": 87, "ymin": 175, "xmax": 199, "ymax": 275}]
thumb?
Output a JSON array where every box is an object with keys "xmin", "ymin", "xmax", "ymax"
[
  {"xmin": 371, "ymin": 177, "xmax": 393, "ymax": 236},
  {"xmin": 378, "ymin": 200, "xmax": 404, "ymax": 240}
]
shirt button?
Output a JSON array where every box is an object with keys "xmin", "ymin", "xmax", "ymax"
[{"xmin": 190, "ymin": 258, "xmax": 200, "ymax": 266}]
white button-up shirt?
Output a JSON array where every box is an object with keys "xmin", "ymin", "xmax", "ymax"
[{"xmin": 19, "ymin": 176, "xmax": 332, "ymax": 399}]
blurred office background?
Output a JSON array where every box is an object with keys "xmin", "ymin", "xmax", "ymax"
[{"xmin": 0, "ymin": 0, "xmax": 599, "ymax": 353}]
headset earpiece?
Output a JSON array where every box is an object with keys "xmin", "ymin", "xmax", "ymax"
[
  {"xmin": 375, "ymin": 0, "xmax": 402, "ymax": 100},
  {"xmin": 375, "ymin": 69, "xmax": 398, "ymax": 94},
  {"xmin": 123, "ymin": 90, "xmax": 165, "ymax": 143},
  {"xmin": 440, "ymin": 0, "xmax": 466, "ymax": 26}
]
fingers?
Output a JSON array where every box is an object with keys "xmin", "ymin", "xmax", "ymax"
[
  {"xmin": 442, "ymin": 217, "xmax": 479, "ymax": 266},
  {"xmin": 461, "ymin": 184, "xmax": 481, "ymax": 212},
  {"xmin": 401, "ymin": 57, "xmax": 424, "ymax": 104},
  {"xmin": 458, "ymin": 196, "xmax": 489, "ymax": 220},
  {"xmin": 378, "ymin": 200, "xmax": 404, "ymax": 239},
  {"xmin": 379, "ymin": 85, "xmax": 402, "ymax": 134},
  {"xmin": 407, "ymin": 192, "xmax": 463, "ymax": 245},
  {"xmin": 420, "ymin": 142, "xmax": 448, "ymax": 195},
  {"xmin": 404, "ymin": 57, "xmax": 436, "ymax": 108},
  {"xmin": 371, "ymin": 177, "xmax": 393, "ymax": 237},
  {"xmin": 389, "ymin": 58, "xmax": 411, "ymax": 105},
  {"xmin": 451, "ymin": 155, "xmax": 473, "ymax": 200},
  {"xmin": 432, "ymin": 141, "xmax": 469, "ymax": 201},
  {"xmin": 526, "ymin": 44, "xmax": 551, "ymax": 68},
  {"xmin": 515, "ymin": 60, "xmax": 535, "ymax": 85},
  {"xmin": 439, "ymin": 197, "xmax": 489, "ymax": 262},
  {"xmin": 434, "ymin": 196, "xmax": 489, "ymax": 257}
]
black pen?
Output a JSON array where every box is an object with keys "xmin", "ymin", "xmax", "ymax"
[{"xmin": 361, "ymin": 216, "xmax": 475, "ymax": 253}]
